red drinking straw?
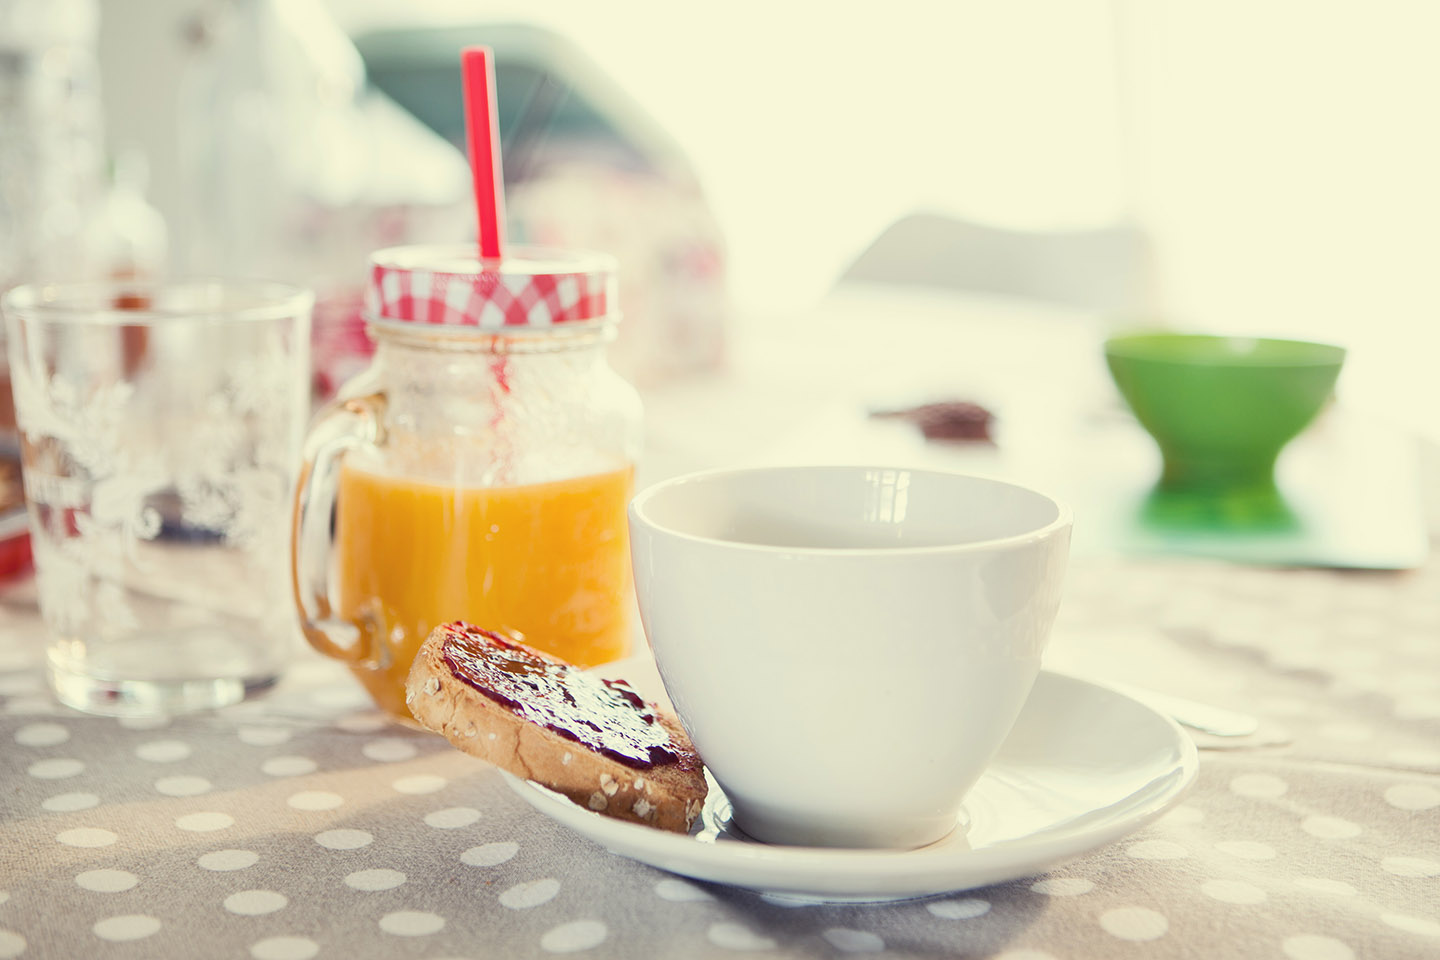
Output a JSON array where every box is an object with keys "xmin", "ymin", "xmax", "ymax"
[{"xmin": 461, "ymin": 46, "xmax": 506, "ymax": 261}]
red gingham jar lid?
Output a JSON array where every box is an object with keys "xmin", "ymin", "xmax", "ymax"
[{"xmin": 364, "ymin": 244, "xmax": 617, "ymax": 330}]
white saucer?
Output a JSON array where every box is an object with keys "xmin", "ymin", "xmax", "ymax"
[{"xmin": 504, "ymin": 665, "xmax": 1197, "ymax": 902}]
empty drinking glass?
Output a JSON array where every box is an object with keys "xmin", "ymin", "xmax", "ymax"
[{"xmin": 2, "ymin": 279, "xmax": 312, "ymax": 715}]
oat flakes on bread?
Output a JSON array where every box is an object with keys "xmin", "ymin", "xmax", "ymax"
[{"xmin": 405, "ymin": 621, "xmax": 707, "ymax": 832}]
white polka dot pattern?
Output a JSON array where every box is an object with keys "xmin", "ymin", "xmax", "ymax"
[
  {"xmin": 822, "ymin": 928, "xmax": 885, "ymax": 953},
  {"xmin": 225, "ymin": 891, "xmax": 289, "ymax": 916},
  {"xmin": 238, "ymin": 726, "xmax": 292, "ymax": 747},
  {"xmin": 1201, "ymin": 880, "xmax": 1266, "ymax": 904},
  {"xmin": 250, "ymin": 936, "xmax": 319, "ymax": 960},
  {"xmin": 199, "ymin": 850, "xmax": 259, "ymax": 871},
  {"xmin": 14, "ymin": 723, "xmax": 68, "ymax": 747},
  {"xmin": 1384, "ymin": 784, "xmax": 1440, "ymax": 810},
  {"xmin": 654, "ymin": 879, "xmax": 713, "ymax": 902},
  {"xmin": 423, "ymin": 807, "xmax": 479, "ymax": 829},
  {"xmin": 1126, "ymin": 840, "xmax": 1188, "ymax": 860},
  {"xmin": 540, "ymin": 920, "xmax": 607, "ymax": 953},
  {"xmin": 261, "ymin": 756, "xmax": 317, "ymax": 777},
  {"xmin": 499, "ymin": 879, "xmax": 560, "ymax": 910},
  {"xmin": 1388, "ymin": 747, "xmax": 1440, "ymax": 767},
  {"xmin": 175, "ymin": 812, "xmax": 233, "ymax": 832},
  {"xmin": 1099, "ymin": 907, "xmax": 1168, "ymax": 941},
  {"xmin": 135, "ymin": 739, "xmax": 191, "ymax": 763},
  {"xmin": 93, "ymin": 915, "xmax": 161, "ymax": 942},
  {"xmin": 344, "ymin": 870, "xmax": 405, "ymax": 892},
  {"xmin": 1215, "ymin": 840, "xmax": 1277, "ymax": 860},
  {"xmin": 1164, "ymin": 805, "xmax": 1205, "ymax": 825},
  {"xmin": 379, "ymin": 911, "xmax": 445, "ymax": 936},
  {"xmin": 1380, "ymin": 914, "xmax": 1440, "ymax": 937},
  {"xmin": 927, "ymin": 898, "xmax": 991, "ymax": 919},
  {"xmin": 333, "ymin": 712, "xmax": 388, "ymax": 734},
  {"xmin": 116, "ymin": 715, "xmax": 170, "ymax": 730},
  {"xmin": 27, "ymin": 758, "xmax": 83, "ymax": 779},
  {"xmin": 42, "ymin": 792, "xmax": 98, "ymax": 812},
  {"xmin": 1301, "ymin": 816, "xmax": 1361, "ymax": 839},
  {"xmin": 393, "ymin": 775, "xmax": 447, "ymax": 795},
  {"xmin": 707, "ymin": 922, "xmax": 776, "ymax": 951},
  {"xmin": 286, "ymin": 791, "xmax": 342, "ymax": 811},
  {"xmin": 1230, "ymin": 774, "xmax": 1288, "ymax": 798},
  {"xmin": 1380, "ymin": 857, "xmax": 1439, "ymax": 877},
  {"xmin": 315, "ymin": 830, "xmax": 373, "ymax": 850},
  {"xmin": 1282, "ymin": 934, "xmax": 1355, "ymax": 960},
  {"xmin": 75, "ymin": 870, "xmax": 138, "ymax": 893},
  {"xmin": 155, "ymin": 775, "xmax": 212, "ymax": 797},
  {"xmin": 461, "ymin": 842, "xmax": 518, "ymax": 867},
  {"xmin": 1294, "ymin": 877, "xmax": 1357, "ymax": 897},
  {"xmin": 2, "ymin": 554, "xmax": 1438, "ymax": 960},
  {"xmin": 1031, "ymin": 877, "xmax": 1094, "ymax": 896},
  {"xmin": 362, "ymin": 738, "xmax": 417, "ymax": 763}
]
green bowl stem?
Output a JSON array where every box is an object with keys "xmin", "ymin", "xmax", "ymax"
[{"xmin": 1158, "ymin": 450, "xmax": 1280, "ymax": 494}]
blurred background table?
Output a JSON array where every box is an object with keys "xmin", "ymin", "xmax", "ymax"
[
  {"xmin": 2, "ymin": 286, "xmax": 1438, "ymax": 959},
  {"xmin": 645, "ymin": 285, "xmax": 1430, "ymax": 568}
]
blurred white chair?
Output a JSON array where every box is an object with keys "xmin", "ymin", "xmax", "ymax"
[{"xmin": 838, "ymin": 212, "xmax": 1154, "ymax": 314}]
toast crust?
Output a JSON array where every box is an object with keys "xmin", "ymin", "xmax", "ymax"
[{"xmin": 405, "ymin": 622, "xmax": 707, "ymax": 832}]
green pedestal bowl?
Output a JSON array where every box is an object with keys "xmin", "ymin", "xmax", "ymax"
[{"xmin": 1105, "ymin": 333, "xmax": 1346, "ymax": 494}]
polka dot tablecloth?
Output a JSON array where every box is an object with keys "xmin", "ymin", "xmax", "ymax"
[{"xmin": 2, "ymin": 553, "xmax": 1438, "ymax": 960}]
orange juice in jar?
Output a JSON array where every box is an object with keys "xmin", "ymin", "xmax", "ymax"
[{"xmin": 292, "ymin": 245, "xmax": 642, "ymax": 720}]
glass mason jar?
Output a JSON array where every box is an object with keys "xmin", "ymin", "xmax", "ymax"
[{"xmin": 292, "ymin": 245, "xmax": 642, "ymax": 720}]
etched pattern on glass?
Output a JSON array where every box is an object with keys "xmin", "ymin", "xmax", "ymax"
[{"xmin": 13, "ymin": 328, "xmax": 300, "ymax": 647}]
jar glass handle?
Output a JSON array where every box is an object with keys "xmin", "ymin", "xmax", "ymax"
[{"xmin": 290, "ymin": 392, "xmax": 387, "ymax": 664}]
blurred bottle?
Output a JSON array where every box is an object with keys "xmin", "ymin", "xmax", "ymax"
[
  {"xmin": 83, "ymin": 147, "xmax": 169, "ymax": 380},
  {"xmin": 0, "ymin": 0, "xmax": 105, "ymax": 457},
  {"xmin": 0, "ymin": 0, "xmax": 103, "ymax": 578},
  {"xmin": 0, "ymin": 0, "xmax": 105, "ymax": 288},
  {"xmin": 90, "ymin": 146, "xmax": 168, "ymax": 286},
  {"xmin": 174, "ymin": 0, "xmax": 469, "ymax": 402}
]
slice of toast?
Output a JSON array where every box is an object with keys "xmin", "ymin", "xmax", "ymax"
[{"xmin": 405, "ymin": 621, "xmax": 707, "ymax": 832}]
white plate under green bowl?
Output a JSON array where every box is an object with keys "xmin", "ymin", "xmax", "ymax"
[{"xmin": 504, "ymin": 666, "xmax": 1197, "ymax": 902}]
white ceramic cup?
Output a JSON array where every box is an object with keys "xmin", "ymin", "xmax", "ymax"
[{"xmin": 629, "ymin": 465, "xmax": 1072, "ymax": 849}]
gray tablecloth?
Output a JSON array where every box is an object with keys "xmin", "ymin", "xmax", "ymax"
[{"xmin": 2, "ymin": 552, "xmax": 1438, "ymax": 959}]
